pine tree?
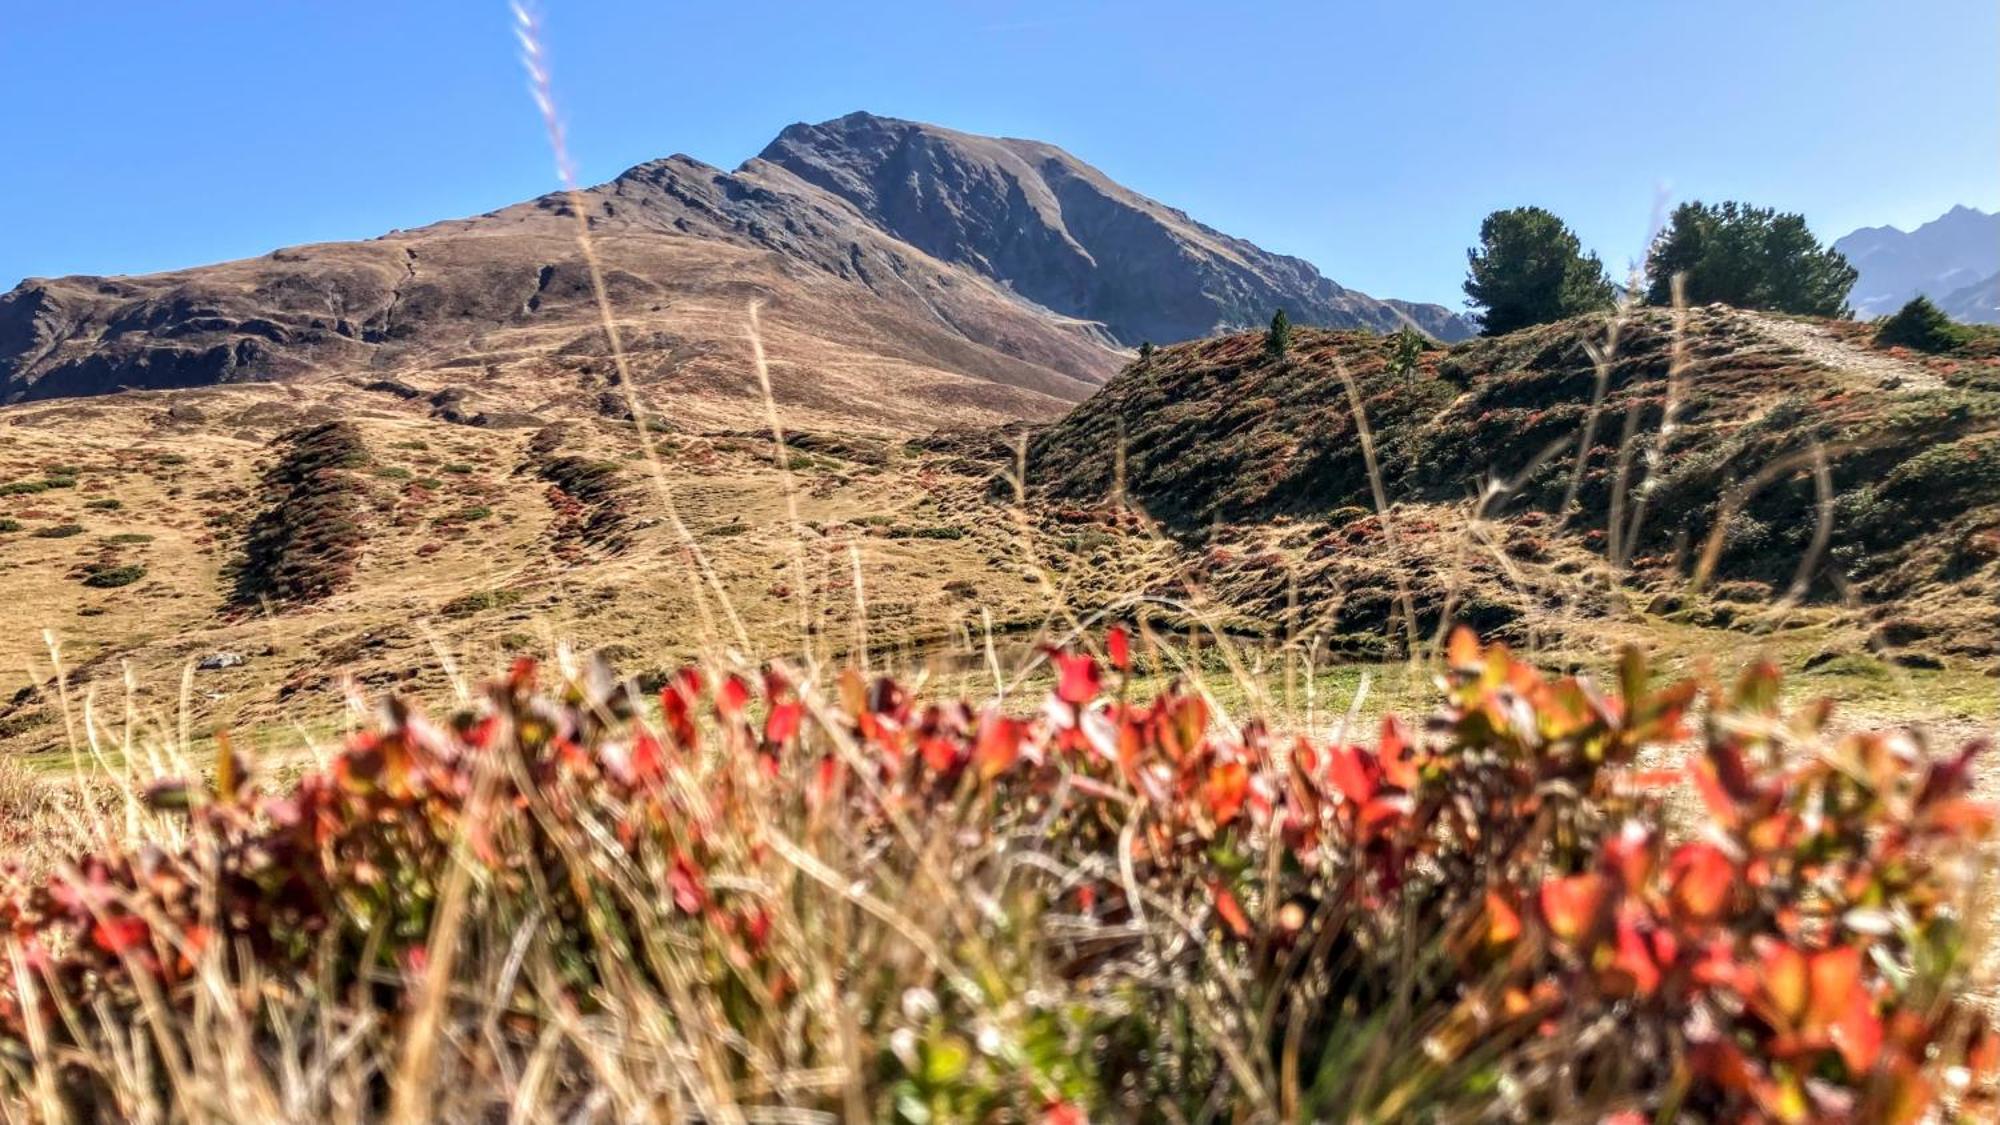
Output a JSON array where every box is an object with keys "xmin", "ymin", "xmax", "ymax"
[
  {"xmin": 1644, "ymin": 201, "xmax": 1856, "ymax": 317},
  {"xmin": 1387, "ymin": 325, "xmax": 1426, "ymax": 383},
  {"xmin": 1463, "ymin": 208, "xmax": 1615, "ymax": 335},
  {"xmin": 1265, "ymin": 309, "xmax": 1292, "ymax": 359}
]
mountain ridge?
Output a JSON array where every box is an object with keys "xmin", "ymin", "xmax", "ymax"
[
  {"xmin": 753, "ymin": 112, "xmax": 1473, "ymax": 345},
  {"xmin": 1, "ymin": 112, "xmax": 1469, "ymax": 409},
  {"xmin": 1836, "ymin": 204, "xmax": 2000, "ymax": 323}
]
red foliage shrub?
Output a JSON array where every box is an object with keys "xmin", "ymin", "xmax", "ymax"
[{"xmin": 1, "ymin": 632, "xmax": 1991, "ymax": 1119}]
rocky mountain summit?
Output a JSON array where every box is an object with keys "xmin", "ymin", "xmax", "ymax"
[
  {"xmin": 2, "ymin": 112, "xmax": 1467, "ymax": 409},
  {"xmin": 755, "ymin": 112, "xmax": 1472, "ymax": 346}
]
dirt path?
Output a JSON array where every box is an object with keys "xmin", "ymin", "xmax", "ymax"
[{"xmin": 1735, "ymin": 310, "xmax": 1945, "ymax": 391}]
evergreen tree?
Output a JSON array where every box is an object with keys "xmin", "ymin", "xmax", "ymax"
[
  {"xmin": 1463, "ymin": 207, "xmax": 1615, "ymax": 335},
  {"xmin": 1643, "ymin": 201, "xmax": 1856, "ymax": 317},
  {"xmin": 1387, "ymin": 325, "xmax": 1426, "ymax": 383},
  {"xmin": 1138, "ymin": 341, "xmax": 1155, "ymax": 363},
  {"xmin": 1265, "ymin": 309, "xmax": 1292, "ymax": 359}
]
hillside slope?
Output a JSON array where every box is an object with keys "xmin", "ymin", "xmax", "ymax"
[{"xmin": 1029, "ymin": 307, "xmax": 2000, "ymax": 661}]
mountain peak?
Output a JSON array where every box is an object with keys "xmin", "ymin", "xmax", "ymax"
[
  {"xmin": 753, "ymin": 114, "xmax": 1470, "ymax": 343},
  {"xmin": 1837, "ymin": 204, "xmax": 2000, "ymax": 322}
]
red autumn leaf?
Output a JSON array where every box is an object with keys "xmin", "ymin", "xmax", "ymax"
[
  {"xmin": 661, "ymin": 669, "xmax": 701, "ymax": 750},
  {"xmin": 1209, "ymin": 879, "xmax": 1251, "ymax": 938},
  {"xmin": 973, "ymin": 711, "xmax": 1024, "ymax": 780},
  {"xmin": 669, "ymin": 853, "xmax": 708, "ymax": 915},
  {"xmin": 1051, "ymin": 651, "xmax": 1101, "ymax": 707},
  {"xmin": 1601, "ymin": 821, "xmax": 1655, "ymax": 891},
  {"xmin": 1539, "ymin": 873, "xmax": 1609, "ymax": 944},
  {"xmin": 1358, "ymin": 794, "xmax": 1412, "ymax": 839},
  {"xmin": 628, "ymin": 731, "xmax": 665, "ymax": 784},
  {"xmin": 1107, "ymin": 625, "xmax": 1131, "ymax": 672},
  {"xmin": 764, "ymin": 700, "xmax": 802, "ymax": 747},
  {"xmin": 918, "ymin": 735, "xmax": 960, "ymax": 773},
  {"xmin": 1042, "ymin": 1101, "xmax": 1089, "ymax": 1125},
  {"xmin": 1613, "ymin": 904, "xmax": 1663, "ymax": 996},
  {"xmin": 1325, "ymin": 744, "xmax": 1378, "ymax": 806},
  {"xmin": 91, "ymin": 914, "xmax": 149, "ymax": 956},
  {"xmin": 716, "ymin": 674, "xmax": 750, "ymax": 717}
]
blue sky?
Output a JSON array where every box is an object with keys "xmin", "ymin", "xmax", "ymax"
[{"xmin": 4, "ymin": 1, "xmax": 1995, "ymax": 308}]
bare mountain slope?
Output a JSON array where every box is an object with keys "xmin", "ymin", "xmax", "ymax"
[
  {"xmin": 2, "ymin": 112, "xmax": 1470, "ymax": 414},
  {"xmin": 757, "ymin": 112, "xmax": 1474, "ymax": 346},
  {"xmin": 0, "ymin": 155, "xmax": 1122, "ymax": 422}
]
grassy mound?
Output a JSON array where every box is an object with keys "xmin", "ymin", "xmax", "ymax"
[
  {"xmin": 2, "ymin": 632, "xmax": 1993, "ymax": 1120},
  {"xmin": 1027, "ymin": 308, "xmax": 2000, "ymax": 658}
]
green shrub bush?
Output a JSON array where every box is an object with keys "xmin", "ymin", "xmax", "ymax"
[
  {"xmin": 81, "ymin": 564, "xmax": 146, "ymax": 588},
  {"xmin": 1877, "ymin": 295, "xmax": 1969, "ymax": 353}
]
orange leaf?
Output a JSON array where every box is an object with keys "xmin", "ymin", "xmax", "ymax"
[
  {"xmin": 1485, "ymin": 891, "xmax": 1522, "ymax": 947},
  {"xmin": 974, "ymin": 711, "xmax": 1024, "ymax": 780},
  {"xmin": 1668, "ymin": 842, "xmax": 1734, "ymax": 922},
  {"xmin": 1446, "ymin": 626, "xmax": 1481, "ymax": 671},
  {"xmin": 1758, "ymin": 939, "xmax": 1810, "ymax": 1027},
  {"xmin": 1205, "ymin": 760, "xmax": 1250, "ymax": 827},
  {"xmin": 1830, "ymin": 986, "xmax": 1882, "ymax": 1074},
  {"xmin": 1806, "ymin": 946, "xmax": 1862, "ymax": 1030},
  {"xmin": 1107, "ymin": 625, "xmax": 1131, "ymax": 672},
  {"xmin": 1209, "ymin": 880, "xmax": 1251, "ymax": 938},
  {"xmin": 1539, "ymin": 873, "xmax": 1608, "ymax": 944}
]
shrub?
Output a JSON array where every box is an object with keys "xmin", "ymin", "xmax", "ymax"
[
  {"xmin": 438, "ymin": 588, "xmax": 524, "ymax": 617},
  {"xmin": 1464, "ymin": 206, "xmax": 1616, "ymax": 334},
  {"xmin": 0, "ymin": 518, "xmax": 19, "ymax": 533},
  {"xmin": 33, "ymin": 522, "xmax": 84, "ymax": 538},
  {"xmin": 81, "ymin": 564, "xmax": 145, "ymax": 588},
  {"xmin": 84, "ymin": 498, "xmax": 122, "ymax": 510},
  {"xmin": 1877, "ymin": 295, "xmax": 1969, "ymax": 353},
  {"xmin": 0, "ymin": 631, "xmax": 1991, "ymax": 1119},
  {"xmin": 0, "ymin": 480, "xmax": 49, "ymax": 496},
  {"xmin": 230, "ymin": 421, "xmax": 368, "ymax": 608},
  {"xmin": 105, "ymin": 532, "xmax": 154, "ymax": 544}
]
